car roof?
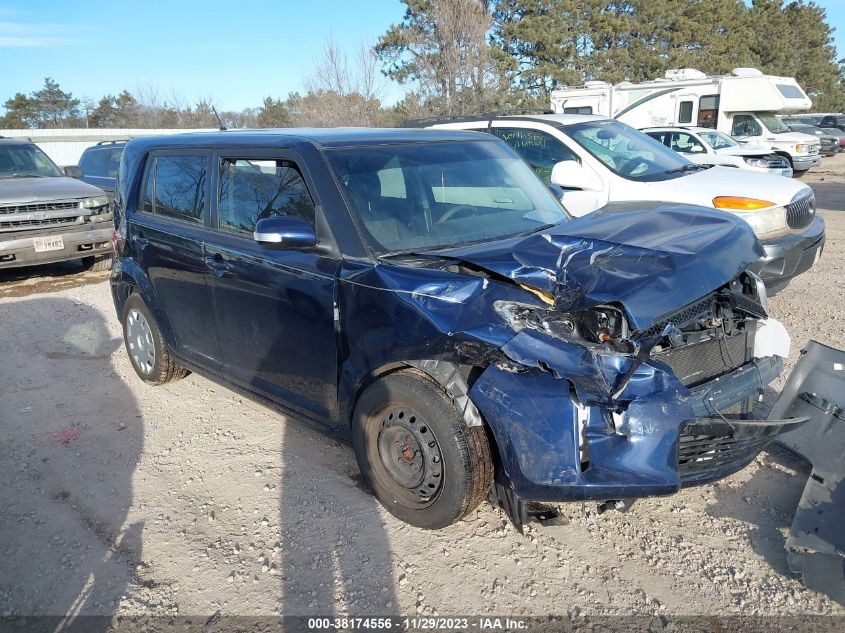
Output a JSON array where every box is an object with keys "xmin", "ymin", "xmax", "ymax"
[
  {"xmin": 125, "ymin": 127, "xmax": 491, "ymax": 152},
  {"xmin": 0, "ymin": 137, "xmax": 36, "ymax": 147},
  {"xmin": 432, "ymin": 113, "xmax": 609, "ymax": 127},
  {"xmin": 640, "ymin": 126, "xmax": 722, "ymax": 134}
]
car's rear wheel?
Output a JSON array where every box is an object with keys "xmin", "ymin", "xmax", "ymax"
[
  {"xmin": 121, "ymin": 293, "xmax": 188, "ymax": 385},
  {"xmin": 82, "ymin": 254, "xmax": 113, "ymax": 272},
  {"xmin": 352, "ymin": 370, "xmax": 493, "ymax": 529}
]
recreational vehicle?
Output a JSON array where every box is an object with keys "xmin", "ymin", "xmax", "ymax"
[{"xmin": 550, "ymin": 68, "xmax": 821, "ymax": 174}]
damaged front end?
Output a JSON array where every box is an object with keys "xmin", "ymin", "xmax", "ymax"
[
  {"xmin": 470, "ymin": 272, "xmax": 801, "ymax": 529},
  {"xmin": 339, "ymin": 203, "xmax": 804, "ymax": 531}
]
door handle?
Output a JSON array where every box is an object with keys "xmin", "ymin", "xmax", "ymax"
[{"xmin": 131, "ymin": 233, "xmax": 148, "ymax": 248}]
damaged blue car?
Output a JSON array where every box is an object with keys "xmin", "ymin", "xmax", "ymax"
[{"xmin": 111, "ymin": 129, "xmax": 799, "ymax": 529}]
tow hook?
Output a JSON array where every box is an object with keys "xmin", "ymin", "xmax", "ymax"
[{"xmin": 597, "ymin": 498, "xmax": 636, "ymax": 514}]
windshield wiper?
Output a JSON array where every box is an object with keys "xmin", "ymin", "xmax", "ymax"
[{"xmin": 664, "ymin": 163, "xmax": 710, "ymax": 175}]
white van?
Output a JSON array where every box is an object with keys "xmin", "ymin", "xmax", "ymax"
[
  {"xmin": 549, "ymin": 68, "xmax": 821, "ymax": 174},
  {"xmin": 423, "ymin": 112, "xmax": 824, "ymax": 293}
]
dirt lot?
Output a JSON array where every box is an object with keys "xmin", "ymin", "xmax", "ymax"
[{"xmin": 2, "ymin": 155, "xmax": 844, "ymax": 625}]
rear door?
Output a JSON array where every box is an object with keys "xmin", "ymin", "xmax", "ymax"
[
  {"xmin": 130, "ymin": 151, "xmax": 220, "ymax": 370},
  {"xmin": 203, "ymin": 150, "xmax": 339, "ymax": 424}
]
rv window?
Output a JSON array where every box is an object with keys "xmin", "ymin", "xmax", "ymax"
[
  {"xmin": 776, "ymin": 84, "xmax": 806, "ymax": 99},
  {"xmin": 493, "ymin": 128, "xmax": 581, "ymax": 184},
  {"xmin": 678, "ymin": 101, "xmax": 693, "ymax": 124},
  {"xmin": 563, "ymin": 106, "xmax": 593, "ymax": 115},
  {"xmin": 698, "ymin": 95, "xmax": 719, "ymax": 128}
]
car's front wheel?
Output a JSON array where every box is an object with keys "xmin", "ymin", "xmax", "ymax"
[
  {"xmin": 352, "ymin": 370, "xmax": 493, "ymax": 529},
  {"xmin": 121, "ymin": 293, "xmax": 188, "ymax": 385}
]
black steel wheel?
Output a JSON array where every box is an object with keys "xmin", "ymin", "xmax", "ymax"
[{"xmin": 352, "ymin": 370, "xmax": 493, "ymax": 529}]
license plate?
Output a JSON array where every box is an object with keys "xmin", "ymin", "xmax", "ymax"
[{"xmin": 33, "ymin": 236, "xmax": 64, "ymax": 253}]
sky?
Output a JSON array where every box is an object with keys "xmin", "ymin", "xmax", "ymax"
[{"xmin": 0, "ymin": 0, "xmax": 843, "ymax": 113}]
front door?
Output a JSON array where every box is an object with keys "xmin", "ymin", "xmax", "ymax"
[
  {"xmin": 203, "ymin": 152, "xmax": 339, "ymax": 424},
  {"xmin": 131, "ymin": 152, "xmax": 220, "ymax": 369}
]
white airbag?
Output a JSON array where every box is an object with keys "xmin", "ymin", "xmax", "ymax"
[{"xmin": 753, "ymin": 318, "xmax": 791, "ymax": 359}]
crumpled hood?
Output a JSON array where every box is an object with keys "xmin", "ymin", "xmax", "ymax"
[
  {"xmin": 440, "ymin": 202, "xmax": 764, "ymax": 332},
  {"xmin": 0, "ymin": 176, "xmax": 105, "ymax": 206}
]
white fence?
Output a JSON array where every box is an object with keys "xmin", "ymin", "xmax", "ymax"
[{"xmin": 0, "ymin": 128, "xmax": 215, "ymax": 167}]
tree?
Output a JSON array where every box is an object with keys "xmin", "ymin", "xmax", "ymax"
[
  {"xmin": 0, "ymin": 92, "xmax": 40, "ymax": 128},
  {"xmin": 750, "ymin": 0, "xmax": 844, "ymax": 111},
  {"xmin": 376, "ymin": 0, "xmax": 502, "ymax": 115},
  {"xmin": 256, "ymin": 97, "xmax": 292, "ymax": 127},
  {"xmin": 32, "ymin": 77, "xmax": 80, "ymax": 127}
]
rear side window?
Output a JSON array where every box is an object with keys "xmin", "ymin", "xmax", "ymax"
[
  {"xmin": 217, "ymin": 158, "xmax": 316, "ymax": 235},
  {"xmin": 80, "ymin": 147, "xmax": 122, "ymax": 178},
  {"xmin": 141, "ymin": 155, "xmax": 207, "ymax": 223}
]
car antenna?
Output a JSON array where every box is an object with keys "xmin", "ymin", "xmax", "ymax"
[{"xmin": 211, "ymin": 105, "xmax": 227, "ymax": 131}]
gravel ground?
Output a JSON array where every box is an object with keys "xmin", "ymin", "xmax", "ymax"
[{"xmin": 1, "ymin": 155, "xmax": 844, "ymax": 624}]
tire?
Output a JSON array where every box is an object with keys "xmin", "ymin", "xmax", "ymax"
[
  {"xmin": 352, "ymin": 370, "xmax": 493, "ymax": 529},
  {"xmin": 82, "ymin": 253, "xmax": 113, "ymax": 272},
  {"xmin": 121, "ymin": 293, "xmax": 189, "ymax": 385}
]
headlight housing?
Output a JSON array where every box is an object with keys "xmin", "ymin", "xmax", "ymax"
[
  {"xmin": 495, "ymin": 301, "xmax": 630, "ymax": 346},
  {"xmin": 81, "ymin": 196, "xmax": 109, "ymax": 209},
  {"xmin": 712, "ymin": 196, "xmax": 787, "ymax": 237},
  {"xmin": 794, "ymin": 143, "xmax": 807, "ymax": 153},
  {"xmin": 743, "ymin": 157, "xmax": 773, "ymax": 168}
]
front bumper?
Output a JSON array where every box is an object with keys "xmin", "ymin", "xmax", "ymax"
[
  {"xmin": 792, "ymin": 154, "xmax": 822, "ymax": 171},
  {"xmin": 0, "ymin": 224, "xmax": 112, "ymax": 269},
  {"xmin": 747, "ymin": 215, "xmax": 825, "ymax": 294},
  {"xmin": 470, "ymin": 350, "xmax": 789, "ymax": 504}
]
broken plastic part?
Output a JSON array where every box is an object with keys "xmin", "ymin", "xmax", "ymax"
[{"xmin": 772, "ymin": 340, "xmax": 845, "ymax": 606}]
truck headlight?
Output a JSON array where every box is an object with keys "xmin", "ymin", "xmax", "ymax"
[
  {"xmin": 794, "ymin": 143, "xmax": 807, "ymax": 153},
  {"xmin": 712, "ymin": 196, "xmax": 787, "ymax": 237},
  {"xmin": 81, "ymin": 196, "xmax": 109, "ymax": 209}
]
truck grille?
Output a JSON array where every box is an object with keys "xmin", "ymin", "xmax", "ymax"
[
  {"xmin": 786, "ymin": 193, "xmax": 815, "ymax": 229},
  {"xmin": 0, "ymin": 201, "xmax": 80, "ymax": 215},
  {"xmin": 808, "ymin": 143, "xmax": 820, "ymax": 155},
  {"xmin": 653, "ymin": 330, "xmax": 749, "ymax": 387},
  {"xmin": 0, "ymin": 216, "xmax": 82, "ymax": 231}
]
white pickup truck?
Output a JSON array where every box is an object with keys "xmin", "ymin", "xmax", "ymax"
[{"xmin": 422, "ymin": 112, "xmax": 825, "ymax": 294}]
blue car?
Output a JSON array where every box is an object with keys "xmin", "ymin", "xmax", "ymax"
[{"xmin": 111, "ymin": 129, "xmax": 798, "ymax": 529}]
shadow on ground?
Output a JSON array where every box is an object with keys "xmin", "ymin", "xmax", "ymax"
[{"xmin": 0, "ymin": 297, "xmax": 142, "ymax": 630}]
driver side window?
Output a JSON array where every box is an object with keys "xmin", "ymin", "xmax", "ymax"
[
  {"xmin": 732, "ymin": 115, "xmax": 761, "ymax": 137},
  {"xmin": 669, "ymin": 132, "xmax": 706, "ymax": 154},
  {"xmin": 494, "ymin": 128, "xmax": 579, "ymax": 184}
]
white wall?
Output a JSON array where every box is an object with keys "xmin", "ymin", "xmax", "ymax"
[{"xmin": 0, "ymin": 128, "xmax": 216, "ymax": 166}]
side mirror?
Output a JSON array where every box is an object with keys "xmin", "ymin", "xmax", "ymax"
[
  {"xmin": 64, "ymin": 165, "xmax": 83, "ymax": 179},
  {"xmin": 254, "ymin": 216, "xmax": 317, "ymax": 249},
  {"xmin": 550, "ymin": 160, "xmax": 600, "ymax": 191}
]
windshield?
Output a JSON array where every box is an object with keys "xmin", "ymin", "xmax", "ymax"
[
  {"xmin": 0, "ymin": 143, "xmax": 63, "ymax": 179},
  {"xmin": 699, "ymin": 130, "xmax": 740, "ymax": 150},
  {"xmin": 565, "ymin": 120, "xmax": 693, "ymax": 182},
  {"xmin": 757, "ymin": 113, "xmax": 791, "ymax": 133},
  {"xmin": 326, "ymin": 140, "xmax": 569, "ymax": 254}
]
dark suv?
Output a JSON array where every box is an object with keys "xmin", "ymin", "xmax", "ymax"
[
  {"xmin": 112, "ymin": 129, "xmax": 800, "ymax": 529},
  {"xmin": 76, "ymin": 140, "xmax": 125, "ymax": 202}
]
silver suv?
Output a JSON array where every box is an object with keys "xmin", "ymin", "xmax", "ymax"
[{"xmin": 0, "ymin": 137, "xmax": 113, "ymax": 271}]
